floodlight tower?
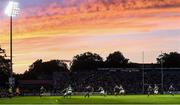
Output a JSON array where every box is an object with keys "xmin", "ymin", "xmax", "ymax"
[
  {"xmin": 5, "ymin": 0, "xmax": 20, "ymax": 88},
  {"xmin": 161, "ymin": 51, "xmax": 164, "ymax": 93},
  {"xmin": 142, "ymin": 51, "xmax": 145, "ymax": 94}
]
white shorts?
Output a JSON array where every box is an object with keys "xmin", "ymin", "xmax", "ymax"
[
  {"xmin": 154, "ymin": 90, "xmax": 158, "ymax": 94},
  {"xmin": 68, "ymin": 91, "xmax": 72, "ymax": 94},
  {"xmin": 120, "ymin": 90, "xmax": 125, "ymax": 94},
  {"xmin": 100, "ymin": 91, "xmax": 105, "ymax": 94},
  {"xmin": 64, "ymin": 92, "xmax": 72, "ymax": 95}
]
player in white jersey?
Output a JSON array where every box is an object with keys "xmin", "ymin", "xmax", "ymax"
[
  {"xmin": 154, "ymin": 84, "xmax": 159, "ymax": 94},
  {"xmin": 98, "ymin": 87, "xmax": 106, "ymax": 96},
  {"xmin": 63, "ymin": 85, "xmax": 72, "ymax": 98},
  {"xmin": 119, "ymin": 85, "xmax": 125, "ymax": 95},
  {"xmin": 40, "ymin": 86, "xmax": 46, "ymax": 97}
]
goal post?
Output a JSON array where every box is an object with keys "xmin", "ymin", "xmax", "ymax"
[{"xmin": 142, "ymin": 68, "xmax": 164, "ymax": 94}]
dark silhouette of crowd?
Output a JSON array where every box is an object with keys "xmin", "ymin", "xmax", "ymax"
[
  {"xmin": 52, "ymin": 68, "xmax": 180, "ymax": 94},
  {"xmin": 1, "ymin": 68, "xmax": 180, "ymax": 96}
]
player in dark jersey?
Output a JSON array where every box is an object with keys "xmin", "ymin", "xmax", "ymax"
[
  {"xmin": 15, "ymin": 87, "xmax": 20, "ymax": 96},
  {"xmin": 114, "ymin": 85, "xmax": 120, "ymax": 96},
  {"xmin": 40, "ymin": 86, "xmax": 46, "ymax": 97},
  {"xmin": 169, "ymin": 84, "xmax": 175, "ymax": 96},
  {"xmin": 84, "ymin": 85, "xmax": 93, "ymax": 98},
  {"xmin": 147, "ymin": 85, "xmax": 153, "ymax": 96},
  {"xmin": 8, "ymin": 87, "xmax": 13, "ymax": 98}
]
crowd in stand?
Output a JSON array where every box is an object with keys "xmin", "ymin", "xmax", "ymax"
[
  {"xmin": 70, "ymin": 69, "xmax": 180, "ymax": 94},
  {"xmin": 70, "ymin": 70, "xmax": 142, "ymax": 94},
  {"xmin": 51, "ymin": 68, "xmax": 180, "ymax": 94},
  {"xmin": 1, "ymin": 68, "xmax": 180, "ymax": 96}
]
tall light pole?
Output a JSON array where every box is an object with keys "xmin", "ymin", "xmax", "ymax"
[
  {"xmin": 142, "ymin": 51, "xmax": 145, "ymax": 94},
  {"xmin": 161, "ymin": 51, "xmax": 164, "ymax": 94},
  {"xmin": 5, "ymin": 1, "xmax": 20, "ymax": 88}
]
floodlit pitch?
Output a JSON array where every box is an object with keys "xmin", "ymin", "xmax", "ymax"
[{"xmin": 0, "ymin": 95, "xmax": 180, "ymax": 104}]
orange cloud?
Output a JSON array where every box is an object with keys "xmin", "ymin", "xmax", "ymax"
[
  {"xmin": 1, "ymin": 7, "xmax": 180, "ymax": 40},
  {"xmin": 0, "ymin": 0, "xmax": 180, "ymax": 73}
]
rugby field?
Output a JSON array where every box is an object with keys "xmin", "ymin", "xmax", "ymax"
[{"xmin": 0, "ymin": 95, "xmax": 180, "ymax": 104}]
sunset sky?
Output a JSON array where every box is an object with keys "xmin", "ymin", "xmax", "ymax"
[{"xmin": 0, "ymin": 0, "xmax": 180, "ymax": 73}]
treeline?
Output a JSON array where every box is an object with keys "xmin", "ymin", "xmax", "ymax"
[
  {"xmin": 15, "ymin": 51, "xmax": 180, "ymax": 81},
  {"xmin": 71, "ymin": 51, "xmax": 180, "ymax": 70},
  {"xmin": 0, "ymin": 46, "xmax": 180, "ymax": 86}
]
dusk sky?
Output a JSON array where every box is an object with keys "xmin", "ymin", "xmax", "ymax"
[{"xmin": 0, "ymin": 0, "xmax": 180, "ymax": 73}]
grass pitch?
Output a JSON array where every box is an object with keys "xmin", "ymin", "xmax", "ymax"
[{"xmin": 0, "ymin": 95, "xmax": 180, "ymax": 104}]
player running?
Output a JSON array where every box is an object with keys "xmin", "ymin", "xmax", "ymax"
[
  {"xmin": 153, "ymin": 84, "xmax": 159, "ymax": 95},
  {"xmin": 40, "ymin": 86, "xmax": 46, "ymax": 97},
  {"xmin": 114, "ymin": 84, "xmax": 125, "ymax": 96},
  {"xmin": 8, "ymin": 87, "xmax": 13, "ymax": 98},
  {"xmin": 63, "ymin": 85, "xmax": 72, "ymax": 98},
  {"xmin": 147, "ymin": 85, "xmax": 153, "ymax": 96},
  {"xmin": 114, "ymin": 85, "xmax": 120, "ymax": 96},
  {"xmin": 98, "ymin": 86, "xmax": 106, "ymax": 96},
  {"xmin": 15, "ymin": 87, "xmax": 20, "ymax": 96},
  {"xmin": 119, "ymin": 85, "xmax": 125, "ymax": 95},
  {"xmin": 114, "ymin": 85, "xmax": 122, "ymax": 96},
  {"xmin": 84, "ymin": 85, "xmax": 93, "ymax": 98},
  {"xmin": 169, "ymin": 84, "xmax": 175, "ymax": 96}
]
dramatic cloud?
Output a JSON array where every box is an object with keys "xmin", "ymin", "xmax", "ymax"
[
  {"xmin": 0, "ymin": 0, "xmax": 180, "ymax": 73},
  {"xmin": 20, "ymin": 0, "xmax": 180, "ymax": 16}
]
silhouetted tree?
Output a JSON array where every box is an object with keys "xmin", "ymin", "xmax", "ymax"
[
  {"xmin": 71, "ymin": 52, "xmax": 103, "ymax": 71},
  {"xmin": 105, "ymin": 51, "xmax": 129, "ymax": 68},
  {"xmin": 157, "ymin": 52, "xmax": 180, "ymax": 68},
  {"xmin": 22, "ymin": 59, "xmax": 68, "ymax": 80},
  {"xmin": 0, "ymin": 47, "xmax": 10, "ymax": 87}
]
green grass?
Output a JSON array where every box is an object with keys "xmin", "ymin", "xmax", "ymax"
[{"xmin": 0, "ymin": 95, "xmax": 180, "ymax": 104}]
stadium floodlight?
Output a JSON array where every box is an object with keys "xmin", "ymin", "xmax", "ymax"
[
  {"xmin": 5, "ymin": 0, "xmax": 20, "ymax": 88},
  {"xmin": 5, "ymin": 1, "xmax": 20, "ymax": 17}
]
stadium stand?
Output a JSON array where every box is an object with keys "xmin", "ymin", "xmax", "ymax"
[{"xmin": 17, "ymin": 67, "xmax": 180, "ymax": 95}]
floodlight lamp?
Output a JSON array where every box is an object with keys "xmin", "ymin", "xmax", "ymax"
[{"xmin": 5, "ymin": 1, "xmax": 20, "ymax": 17}]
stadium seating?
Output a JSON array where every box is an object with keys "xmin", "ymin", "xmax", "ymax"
[{"xmin": 16, "ymin": 68, "xmax": 180, "ymax": 95}]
